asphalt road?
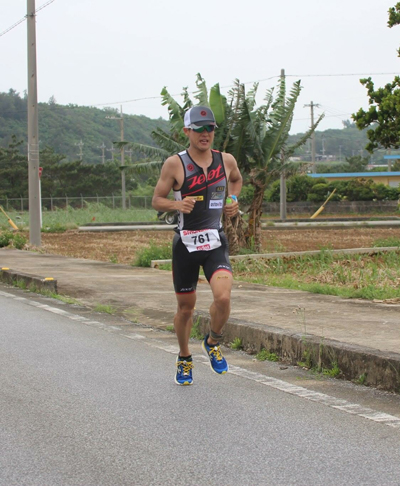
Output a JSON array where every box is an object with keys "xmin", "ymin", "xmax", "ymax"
[{"xmin": 1, "ymin": 288, "xmax": 400, "ymax": 486}]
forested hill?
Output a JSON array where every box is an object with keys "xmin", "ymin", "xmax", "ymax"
[
  {"xmin": 0, "ymin": 88, "xmax": 381, "ymax": 164},
  {"xmin": 0, "ymin": 89, "xmax": 169, "ymax": 164}
]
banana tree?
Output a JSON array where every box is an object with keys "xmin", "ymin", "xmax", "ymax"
[
  {"xmin": 117, "ymin": 73, "xmax": 229, "ymax": 171},
  {"xmin": 226, "ymin": 78, "xmax": 324, "ymax": 251},
  {"xmin": 117, "ymin": 74, "xmax": 322, "ymax": 254}
]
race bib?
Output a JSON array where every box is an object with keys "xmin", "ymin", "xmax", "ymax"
[{"xmin": 180, "ymin": 229, "xmax": 221, "ymax": 253}]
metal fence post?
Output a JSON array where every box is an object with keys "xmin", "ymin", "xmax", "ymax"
[{"xmin": 66, "ymin": 194, "xmax": 68, "ymax": 210}]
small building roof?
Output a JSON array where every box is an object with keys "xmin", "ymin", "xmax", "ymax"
[{"xmin": 309, "ymin": 172, "xmax": 400, "ymax": 178}]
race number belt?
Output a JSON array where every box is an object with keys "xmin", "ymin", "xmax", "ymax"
[{"xmin": 180, "ymin": 229, "xmax": 221, "ymax": 253}]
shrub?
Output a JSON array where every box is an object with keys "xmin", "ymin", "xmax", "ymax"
[
  {"xmin": 0, "ymin": 230, "xmax": 13, "ymax": 247},
  {"xmin": 134, "ymin": 241, "xmax": 172, "ymax": 267},
  {"xmin": 286, "ymin": 175, "xmax": 315, "ymax": 202},
  {"xmin": 307, "ymin": 183, "xmax": 330, "ymax": 202},
  {"xmin": 12, "ymin": 233, "xmax": 27, "ymax": 249}
]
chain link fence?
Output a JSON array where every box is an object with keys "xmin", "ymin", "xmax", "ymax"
[{"xmin": 0, "ymin": 195, "xmax": 153, "ymax": 212}]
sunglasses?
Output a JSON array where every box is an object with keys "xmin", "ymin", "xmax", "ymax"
[{"xmin": 191, "ymin": 125, "xmax": 215, "ymax": 133}]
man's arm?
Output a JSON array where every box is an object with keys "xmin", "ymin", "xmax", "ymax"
[
  {"xmin": 222, "ymin": 153, "xmax": 242, "ymax": 217},
  {"xmin": 152, "ymin": 156, "xmax": 196, "ymax": 214}
]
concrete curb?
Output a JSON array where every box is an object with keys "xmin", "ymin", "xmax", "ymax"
[
  {"xmin": 0, "ymin": 268, "xmax": 57, "ymax": 294},
  {"xmin": 194, "ymin": 311, "xmax": 400, "ymax": 393}
]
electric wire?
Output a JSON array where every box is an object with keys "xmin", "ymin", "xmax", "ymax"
[
  {"xmin": 94, "ymin": 72, "xmax": 398, "ymax": 108},
  {"xmin": 0, "ymin": 0, "xmax": 56, "ymax": 38}
]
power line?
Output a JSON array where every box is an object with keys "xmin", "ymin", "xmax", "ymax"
[
  {"xmin": 286, "ymin": 72, "xmax": 398, "ymax": 78},
  {"xmin": 93, "ymin": 72, "xmax": 399, "ymax": 108},
  {"xmin": 0, "ymin": 0, "xmax": 56, "ymax": 37}
]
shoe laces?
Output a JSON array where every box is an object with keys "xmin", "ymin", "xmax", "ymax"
[
  {"xmin": 209, "ymin": 344, "xmax": 223, "ymax": 362},
  {"xmin": 177, "ymin": 360, "xmax": 193, "ymax": 375}
]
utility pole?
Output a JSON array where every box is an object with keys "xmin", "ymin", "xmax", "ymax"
[
  {"xmin": 75, "ymin": 139, "xmax": 84, "ymax": 161},
  {"xmin": 125, "ymin": 149, "xmax": 133, "ymax": 163},
  {"xmin": 279, "ymin": 68, "xmax": 287, "ymax": 221},
  {"xmin": 304, "ymin": 101, "xmax": 320, "ymax": 173},
  {"xmin": 321, "ymin": 135, "xmax": 325, "ymax": 158},
  {"xmin": 107, "ymin": 145, "xmax": 116, "ymax": 162},
  {"xmin": 27, "ymin": 0, "xmax": 41, "ymax": 246},
  {"xmin": 106, "ymin": 106, "xmax": 126, "ymax": 209},
  {"xmin": 98, "ymin": 142, "xmax": 106, "ymax": 164}
]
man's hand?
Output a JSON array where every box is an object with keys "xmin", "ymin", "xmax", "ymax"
[
  {"xmin": 224, "ymin": 196, "xmax": 239, "ymax": 218},
  {"xmin": 179, "ymin": 197, "xmax": 196, "ymax": 214}
]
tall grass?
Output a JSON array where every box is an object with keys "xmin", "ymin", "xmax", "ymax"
[
  {"xmin": 134, "ymin": 241, "xmax": 172, "ymax": 267},
  {"xmin": 0, "ymin": 203, "xmax": 157, "ymax": 231},
  {"xmin": 232, "ymin": 247, "xmax": 400, "ymax": 300}
]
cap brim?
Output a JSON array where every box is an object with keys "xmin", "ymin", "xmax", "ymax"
[{"xmin": 188, "ymin": 121, "xmax": 217, "ymax": 128}]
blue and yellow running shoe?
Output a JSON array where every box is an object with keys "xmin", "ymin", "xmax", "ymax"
[
  {"xmin": 174, "ymin": 356, "xmax": 194, "ymax": 385},
  {"xmin": 202, "ymin": 334, "xmax": 229, "ymax": 374}
]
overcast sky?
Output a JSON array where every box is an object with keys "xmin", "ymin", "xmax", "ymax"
[{"xmin": 1, "ymin": 0, "xmax": 399, "ymax": 134}]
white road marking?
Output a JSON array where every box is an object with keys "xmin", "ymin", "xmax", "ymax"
[{"xmin": 2, "ymin": 290, "xmax": 400, "ymax": 430}]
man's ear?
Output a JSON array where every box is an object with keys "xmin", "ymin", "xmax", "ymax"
[{"xmin": 183, "ymin": 127, "xmax": 190, "ymax": 137}]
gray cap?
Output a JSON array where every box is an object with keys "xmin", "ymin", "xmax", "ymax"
[{"xmin": 184, "ymin": 106, "xmax": 216, "ymax": 128}]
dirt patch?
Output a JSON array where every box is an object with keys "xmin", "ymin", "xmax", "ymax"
[{"xmin": 38, "ymin": 226, "xmax": 400, "ymax": 264}]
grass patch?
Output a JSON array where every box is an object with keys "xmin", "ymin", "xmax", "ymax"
[
  {"xmin": 231, "ymin": 337, "xmax": 243, "ymax": 350},
  {"xmin": 93, "ymin": 304, "xmax": 116, "ymax": 314},
  {"xmin": 373, "ymin": 237, "xmax": 400, "ymax": 247},
  {"xmin": 42, "ymin": 223, "xmax": 69, "ymax": 233},
  {"xmin": 0, "ymin": 230, "xmax": 27, "ymax": 249},
  {"xmin": 3, "ymin": 204, "xmax": 157, "ymax": 230},
  {"xmin": 190, "ymin": 316, "xmax": 203, "ymax": 340},
  {"xmin": 134, "ymin": 241, "xmax": 172, "ymax": 267},
  {"xmin": 40, "ymin": 291, "xmax": 80, "ymax": 305},
  {"xmin": 322, "ymin": 362, "xmax": 341, "ymax": 378},
  {"xmin": 255, "ymin": 349, "xmax": 279, "ymax": 362},
  {"xmin": 232, "ymin": 249, "xmax": 400, "ymax": 301},
  {"xmin": 356, "ymin": 373, "xmax": 367, "ymax": 385}
]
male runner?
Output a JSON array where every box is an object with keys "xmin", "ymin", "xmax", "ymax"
[{"xmin": 152, "ymin": 105, "xmax": 242, "ymax": 385}]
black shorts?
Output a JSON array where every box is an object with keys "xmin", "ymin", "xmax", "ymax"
[{"xmin": 172, "ymin": 230, "xmax": 232, "ymax": 294}]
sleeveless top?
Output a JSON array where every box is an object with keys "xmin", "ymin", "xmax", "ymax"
[{"xmin": 174, "ymin": 149, "xmax": 227, "ymax": 231}]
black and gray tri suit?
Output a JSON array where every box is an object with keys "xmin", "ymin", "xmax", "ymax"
[{"xmin": 172, "ymin": 149, "xmax": 232, "ymax": 294}]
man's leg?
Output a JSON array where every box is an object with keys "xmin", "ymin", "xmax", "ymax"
[
  {"xmin": 201, "ymin": 270, "xmax": 232, "ymax": 374},
  {"xmin": 208, "ymin": 270, "xmax": 233, "ymax": 345},
  {"xmin": 174, "ymin": 292, "xmax": 196, "ymax": 357}
]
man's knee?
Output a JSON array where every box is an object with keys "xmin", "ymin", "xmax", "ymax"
[
  {"xmin": 176, "ymin": 295, "xmax": 196, "ymax": 320},
  {"xmin": 176, "ymin": 306, "xmax": 194, "ymax": 321},
  {"xmin": 213, "ymin": 292, "xmax": 231, "ymax": 311}
]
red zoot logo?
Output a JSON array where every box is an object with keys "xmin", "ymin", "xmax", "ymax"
[{"xmin": 187, "ymin": 165, "xmax": 224, "ymax": 190}]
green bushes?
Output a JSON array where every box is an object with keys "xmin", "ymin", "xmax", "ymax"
[
  {"xmin": 264, "ymin": 175, "xmax": 400, "ymax": 203},
  {"xmin": 134, "ymin": 241, "xmax": 172, "ymax": 267},
  {"xmin": 0, "ymin": 230, "xmax": 27, "ymax": 249}
]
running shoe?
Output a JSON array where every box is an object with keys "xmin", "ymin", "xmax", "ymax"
[
  {"xmin": 202, "ymin": 334, "xmax": 229, "ymax": 374},
  {"xmin": 174, "ymin": 356, "xmax": 194, "ymax": 385}
]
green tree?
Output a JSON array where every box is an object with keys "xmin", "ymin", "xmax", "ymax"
[
  {"xmin": 227, "ymin": 79, "xmax": 323, "ymax": 250},
  {"xmin": 352, "ymin": 3, "xmax": 400, "ymax": 152},
  {"xmin": 0, "ymin": 136, "xmax": 28, "ymax": 198},
  {"xmin": 344, "ymin": 155, "xmax": 369, "ymax": 172}
]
